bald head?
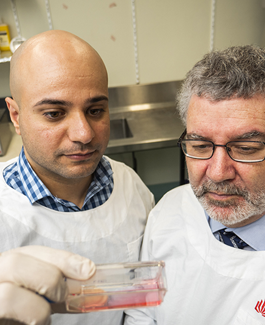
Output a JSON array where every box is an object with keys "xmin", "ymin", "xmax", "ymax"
[
  {"xmin": 10, "ymin": 30, "xmax": 108, "ymax": 106},
  {"xmin": 6, "ymin": 30, "xmax": 110, "ymax": 190}
]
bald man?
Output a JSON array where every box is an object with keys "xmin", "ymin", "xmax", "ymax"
[{"xmin": 1, "ymin": 30, "xmax": 154, "ymax": 325}]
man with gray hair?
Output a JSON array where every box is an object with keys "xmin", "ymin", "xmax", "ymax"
[{"xmin": 124, "ymin": 45, "xmax": 265, "ymax": 324}]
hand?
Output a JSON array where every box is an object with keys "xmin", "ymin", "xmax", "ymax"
[{"xmin": 0, "ymin": 246, "xmax": 95, "ymax": 325}]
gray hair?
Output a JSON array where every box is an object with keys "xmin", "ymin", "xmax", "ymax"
[{"xmin": 177, "ymin": 45, "xmax": 265, "ymax": 126}]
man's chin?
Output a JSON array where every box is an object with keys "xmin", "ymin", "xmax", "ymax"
[
  {"xmin": 48, "ymin": 163, "xmax": 98, "ymax": 181},
  {"xmin": 206, "ymin": 209, "xmax": 239, "ymax": 226},
  {"xmin": 198, "ymin": 198, "xmax": 247, "ymax": 226}
]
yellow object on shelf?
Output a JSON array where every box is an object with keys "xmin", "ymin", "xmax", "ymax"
[{"xmin": 0, "ymin": 24, "xmax": 11, "ymax": 51}]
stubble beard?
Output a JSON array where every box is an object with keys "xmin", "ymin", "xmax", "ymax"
[
  {"xmin": 190, "ymin": 180, "xmax": 265, "ymax": 226},
  {"xmin": 24, "ymin": 142, "xmax": 102, "ymax": 182}
]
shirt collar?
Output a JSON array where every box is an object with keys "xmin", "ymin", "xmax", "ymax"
[
  {"xmin": 17, "ymin": 147, "xmax": 113, "ymax": 207},
  {"xmin": 83, "ymin": 156, "xmax": 113, "ymax": 203},
  {"xmin": 207, "ymin": 212, "xmax": 265, "ymax": 251},
  {"xmin": 17, "ymin": 147, "xmax": 52, "ymax": 204}
]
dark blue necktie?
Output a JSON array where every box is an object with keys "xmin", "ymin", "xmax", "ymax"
[{"xmin": 218, "ymin": 229, "xmax": 248, "ymax": 249}]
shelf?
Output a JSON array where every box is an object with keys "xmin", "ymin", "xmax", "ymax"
[{"xmin": 0, "ymin": 51, "xmax": 12, "ymax": 63}]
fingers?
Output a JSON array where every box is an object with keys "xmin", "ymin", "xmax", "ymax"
[
  {"xmin": 0, "ymin": 246, "xmax": 96, "ymax": 324},
  {"xmin": 0, "ymin": 253, "xmax": 67, "ymax": 303},
  {"xmin": 0, "ymin": 282, "xmax": 51, "ymax": 325},
  {"xmin": 2, "ymin": 246, "xmax": 96, "ymax": 280}
]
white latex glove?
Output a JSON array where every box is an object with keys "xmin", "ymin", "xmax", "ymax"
[{"xmin": 0, "ymin": 246, "xmax": 96, "ymax": 325}]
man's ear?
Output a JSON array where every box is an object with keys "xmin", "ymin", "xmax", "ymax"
[{"xmin": 5, "ymin": 97, "xmax": 21, "ymax": 135}]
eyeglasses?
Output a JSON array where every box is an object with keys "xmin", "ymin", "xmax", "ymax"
[{"xmin": 177, "ymin": 129, "xmax": 265, "ymax": 163}]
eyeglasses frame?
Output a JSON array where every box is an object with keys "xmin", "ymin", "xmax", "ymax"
[{"xmin": 177, "ymin": 129, "xmax": 265, "ymax": 163}]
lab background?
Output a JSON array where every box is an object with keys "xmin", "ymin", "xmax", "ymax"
[{"xmin": 1, "ymin": 0, "xmax": 265, "ymax": 202}]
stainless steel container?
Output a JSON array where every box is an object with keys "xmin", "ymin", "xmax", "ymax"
[{"xmin": 0, "ymin": 108, "xmax": 12, "ymax": 156}]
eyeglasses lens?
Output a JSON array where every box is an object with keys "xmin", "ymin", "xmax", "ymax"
[{"xmin": 181, "ymin": 140, "xmax": 265, "ymax": 162}]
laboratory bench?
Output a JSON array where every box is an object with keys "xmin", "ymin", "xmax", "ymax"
[{"xmin": 105, "ymin": 80, "xmax": 186, "ymax": 185}]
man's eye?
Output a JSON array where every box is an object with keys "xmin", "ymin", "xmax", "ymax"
[
  {"xmin": 233, "ymin": 146, "xmax": 259, "ymax": 154},
  {"xmin": 44, "ymin": 112, "xmax": 63, "ymax": 119},
  {"xmin": 191, "ymin": 144, "xmax": 212, "ymax": 151},
  {"xmin": 88, "ymin": 108, "xmax": 104, "ymax": 116},
  {"xmin": 193, "ymin": 144, "xmax": 211, "ymax": 149}
]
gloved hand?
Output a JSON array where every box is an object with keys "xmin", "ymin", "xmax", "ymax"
[{"xmin": 0, "ymin": 246, "xmax": 96, "ymax": 325}]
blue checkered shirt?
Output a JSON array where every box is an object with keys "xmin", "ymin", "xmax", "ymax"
[{"xmin": 3, "ymin": 147, "xmax": 113, "ymax": 212}]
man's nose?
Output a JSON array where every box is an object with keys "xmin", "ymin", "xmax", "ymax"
[
  {"xmin": 206, "ymin": 146, "xmax": 236, "ymax": 183},
  {"xmin": 67, "ymin": 113, "xmax": 94, "ymax": 144}
]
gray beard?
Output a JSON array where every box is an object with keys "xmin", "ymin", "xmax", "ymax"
[{"xmin": 190, "ymin": 180, "xmax": 265, "ymax": 226}]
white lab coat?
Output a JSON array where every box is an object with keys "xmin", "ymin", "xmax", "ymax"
[
  {"xmin": 125, "ymin": 184, "xmax": 265, "ymax": 325},
  {"xmin": 0, "ymin": 156, "xmax": 154, "ymax": 325}
]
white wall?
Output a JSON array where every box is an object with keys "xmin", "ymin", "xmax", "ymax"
[{"xmin": 1, "ymin": 0, "xmax": 265, "ymax": 96}]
